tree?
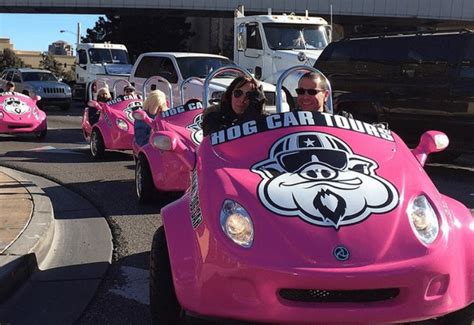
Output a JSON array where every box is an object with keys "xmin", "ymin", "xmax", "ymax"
[
  {"xmin": 82, "ymin": 14, "xmax": 194, "ymax": 60},
  {"xmin": 39, "ymin": 53, "xmax": 64, "ymax": 76},
  {"xmin": 0, "ymin": 48, "xmax": 25, "ymax": 71}
]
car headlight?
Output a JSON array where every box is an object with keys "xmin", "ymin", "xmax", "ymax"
[
  {"xmin": 64, "ymin": 86, "xmax": 72, "ymax": 95},
  {"xmin": 407, "ymin": 195, "xmax": 439, "ymax": 245},
  {"xmin": 116, "ymin": 118, "xmax": 129, "ymax": 131},
  {"xmin": 220, "ymin": 199, "xmax": 254, "ymax": 248},
  {"xmin": 152, "ymin": 135, "xmax": 172, "ymax": 151}
]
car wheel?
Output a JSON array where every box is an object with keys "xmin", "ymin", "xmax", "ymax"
[
  {"xmin": 150, "ymin": 226, "xmax": 182, "ymax": 325},
  {"xmin": 35, "ymin": 129, "xmax": 47, "ymax": 140},
  {"xmin": 136, "ymin": 155, "xmax": 155, "ymax": 204},
  {"xmin": 90, "ymin": 128, "xmax": 105, "ymax": 159}
]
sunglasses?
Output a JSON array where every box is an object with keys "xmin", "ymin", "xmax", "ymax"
[
  {"xmin": 232, "ymin": 89, "xmax": 252, "ymax": 99},
  {"xmin": 295, "ymin": 88, "xmax": 324, "ymax": 96}
]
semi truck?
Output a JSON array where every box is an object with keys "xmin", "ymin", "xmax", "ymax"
[
  {"xmin": 234, "ymin": 6, "xmax": 332, "ymax": 84},
  {"xmin": 72, "ymin": 43, "xmax": 133, "ymax": 101}
]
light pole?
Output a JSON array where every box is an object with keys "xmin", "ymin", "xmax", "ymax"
[{"xmin": 60, "ymin": 22, "xmax": 81, "ymax": 54}]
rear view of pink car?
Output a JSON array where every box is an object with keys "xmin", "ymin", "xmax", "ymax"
[
  {"xmin": 132, "ymin": 99, "xmax": 203, "ymax": 203},
  {"xmin": 0, "ymin": 92, "xmax": 47, "ymax": 139},
  {"xmin": 82, "ymin": 94, "xmax": 143, "ymax": 159}
]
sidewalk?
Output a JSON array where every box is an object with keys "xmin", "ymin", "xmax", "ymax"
[{"xmin": 0, "ymin": 167, "xmax": 54, "ymax": 303}]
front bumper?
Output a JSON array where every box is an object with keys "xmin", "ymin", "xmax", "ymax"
[{"xmin": 174, "ymin": 242, "xmax": 472, "ymax": 324}]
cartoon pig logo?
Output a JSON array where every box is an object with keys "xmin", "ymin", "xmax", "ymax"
[
  {"xmin": 3, "ymin": 97, "xmax": 30, "ymax": 115},
  {"xmin": 251, "ymin": 131, "xmax": 399, "ymax": 229}
]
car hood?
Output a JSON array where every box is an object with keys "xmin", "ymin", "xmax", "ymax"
[
  {"xmin": 103, "ymin": 64, "xmax": 133, "ymax": 75},
  {"xmin": 25, "ymin": 81, "xmax": 69, "ymax": 88},
  {"xmin": 198, "ymin": 112, "xmax": 444, "ymax": 267}
]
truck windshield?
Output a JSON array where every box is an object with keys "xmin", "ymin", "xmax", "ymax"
[
  {"xmin": 176, "ymin": 57, "xmax": 235, "ymax": 79},
  {"xmin": 88, "ymin": 49, "xmax": 130, "ymax": 64},
  {"xmin": 22, "ymin": 72, "xmax": 58, "ymax": 82},
  {"xmin": 263, "ymin": 23, "xmax": 328, "ymax": 50}
]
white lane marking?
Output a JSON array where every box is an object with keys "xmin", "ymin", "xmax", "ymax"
[
  {"xmin": 109, "ymin": 266, "xmax": 149, "ymax": 305},
  {"xmin": 26, "ymin": 145, "xmax": 89, "ymax": 154}
]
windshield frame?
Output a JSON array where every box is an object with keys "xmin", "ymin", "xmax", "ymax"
[
  {"xmin": 88, "ymin": 48, "xmax": 131, "ymax": 65},
  {"xmin": 175, "ymin": 57, "xmax": 236, "ymax": 79},
  {"xmin": 21, "ymin": 72, "xmax": 58, "ymax": 82},
  {"xmin": 262, "ymin": 23, "xmax": 328, "ymax": 51}
]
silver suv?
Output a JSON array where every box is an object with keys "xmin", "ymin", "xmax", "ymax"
[{"xmin": 0, "ymin": 68, "xmax": 72, "ymax": 110}]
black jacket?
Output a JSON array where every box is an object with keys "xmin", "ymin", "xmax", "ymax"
[{"xmin": 202, "ymin": 88, "xmax": 267, "ymax": 136}]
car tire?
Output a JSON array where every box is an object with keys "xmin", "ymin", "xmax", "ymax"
[
  {"xmin": 90, "ymin": 128, "xmax": 105, "ymax": 159},
  {"xmin": 136, "ymin": 155, "xmax": 155, "ymax": 204},
  {"xmin": 149, "ymin": 226, "xmax": 182, "ymax": 325}
]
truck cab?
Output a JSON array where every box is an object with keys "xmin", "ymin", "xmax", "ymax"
[
  {"xmin": 234, "ymin": 6, "xmax": 331, "ymax": 84},
  {"xmin": 74, "ymin": 43, "xmax": 133, "ymax": 101}
]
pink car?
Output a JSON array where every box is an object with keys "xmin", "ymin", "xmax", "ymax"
[
  {"xmin": 82, "ymin": 95, "xmax": 143, "ymax": 159},
  {"xmin": 149, "ymin": 68, "xmax": 473, "ymax": 324},
  {"xmin": 132, "ymin": 99, "xmax": 203, "ymax": 203},
  {"xmin": 0, "ymin": 92, "xmax": 47, "ymax": 139}
]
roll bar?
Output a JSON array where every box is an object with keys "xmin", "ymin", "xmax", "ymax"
[
  {"xmin": 142, "ymin": 76, "xmax": 173, "ymax": 108},
  {"xmin": 180, "ymin": 77, "xmax": 203, "ymax": 105},
  {"xmin": 276, "ymin": 65, "xmax": 333, "ymax": 114},
  {"xmin": 112, "ymin": 78, "xmax": 132, "ymax": 98},
  {"xmin": 203, "ymin": 66, "xmax": 252, "ymax": 109}
]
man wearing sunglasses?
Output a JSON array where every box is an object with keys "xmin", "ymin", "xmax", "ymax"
[{"xmin": 295, "ymin": 72, "xmax": 330, "ymax": 112}]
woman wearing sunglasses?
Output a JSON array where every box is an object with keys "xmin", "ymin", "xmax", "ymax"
[
  {"xmin": 202, "ymin": 76, "xmax": 266, "ymax": 136},
  {"xmin": 295, "ymin": 72, "xmax": 330, "ymax": 112}
]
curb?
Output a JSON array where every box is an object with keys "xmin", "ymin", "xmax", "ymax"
[{"xmin": 0, "ymin": 166, "xmax": 55, "ymax": 303}]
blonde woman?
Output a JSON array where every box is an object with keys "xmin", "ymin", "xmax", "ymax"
[{"xmin": 134, "ymin": 90, "xmax": 168, "ymax": 146}]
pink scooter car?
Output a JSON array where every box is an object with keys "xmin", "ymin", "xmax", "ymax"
[
  {"xmin": 0, "ymin": 92, "xmax": 47, "ymax": 139},
  {"xmin": 149, "ymin": 66, "xmax": 473, "ymax": 324},
  {"xmin": 132, "ymin": 98, "xmax": 203, "ymax": 203},
  {"xmin": 82, "ymin": 81, "xmax": 143, "ymax": 159}
]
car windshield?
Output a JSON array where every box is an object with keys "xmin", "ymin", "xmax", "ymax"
[
  {"xmin": 176, "ymin": 57, "xmax": 237, "ymax": 79},
  {"xmin": 263, "ymin": 23, "xmax": 328, "ymax": 50},
  {"xmin": 88, "ymin": 48, "xmax": 130, "ymax": 64},
  {"xmin": 22, "ymin": 72, "xmax": 58, "ymax": 82}
]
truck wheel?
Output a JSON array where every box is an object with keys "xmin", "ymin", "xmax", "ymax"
[
  {"xmin": 150, "ymin": 226, "xmax": 182, "ymax": 325},
  {"xmin": 136, "ymin": 155, "xmax": 155, "ymax": 204},
  {"xmin": 90, "ymin": 128, "xmax": 105, "ymax": 159}
]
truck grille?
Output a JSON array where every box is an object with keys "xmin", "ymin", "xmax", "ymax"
[
  {"xmin": 43, "ymin": 87, "xmax": 65, "ymax": 94},
  {"xmin": 279, "ymin": 288, "xmax": 399, "ymax": 303}
]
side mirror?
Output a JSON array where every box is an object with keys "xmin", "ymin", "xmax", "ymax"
[
  {"xmin": 151, "ymin": 131, "xmax": 195, "ymax": 170},
  {"xmin": 412, "ymin": 131, "xmax": 449, "ymax": 166},
  {"xmin": 87, "ymin": 100, "xmax": 102, "ymax": 109},
  {"xmin": 132, "ymin": 109, "xmax": 153, "ymax": 126},
  {"xmin": 34, "ymin": 95, "xmax": 41, "ymax": 102}
]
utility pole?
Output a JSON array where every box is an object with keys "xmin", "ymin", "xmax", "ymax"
[{"xmin": 76, "ymin": 22, "xmax": 81, "ymax": 49}]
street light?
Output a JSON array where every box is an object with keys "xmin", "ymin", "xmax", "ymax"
[{"xmin": 60, "ymin": 22, "xmax": 81, "ymax": 53}]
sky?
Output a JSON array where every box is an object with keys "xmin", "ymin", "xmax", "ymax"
[{"xmin": 0, "ymin": 14, "xmax": 103, "ymax": 52}]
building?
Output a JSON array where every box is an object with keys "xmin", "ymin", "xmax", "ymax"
[
  {"xmin": 48, "ymin": 40, "xmax": 73, "ymax": 56},
  {"xmin": 0, "ymin": 38, "xmax": 75, "ymax": 77}
]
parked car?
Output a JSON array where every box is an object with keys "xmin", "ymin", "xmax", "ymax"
[
  {"xmin": 0, "ymin": 68, "xmax": 72, "ymax": 110},
  {"xmin": 0, "ymin": 91, "xmax": 47, "ymax": 138},
  {"xmin": 129, "ymin": 52, "xmax": 288, "ymax": 113},
  {"xmin": 314, "ymin": 30, "xmax": 474, "ymax": 158}
]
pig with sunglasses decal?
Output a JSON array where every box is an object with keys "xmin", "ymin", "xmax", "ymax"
[{"xmin": 201, "ymin": 75, "xmax": 267, "ymax": 136}]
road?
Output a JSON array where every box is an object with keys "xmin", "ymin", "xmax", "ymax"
[{"xmin": 0, "ymin": 101, "xmax": 473, "ymax": 324}]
